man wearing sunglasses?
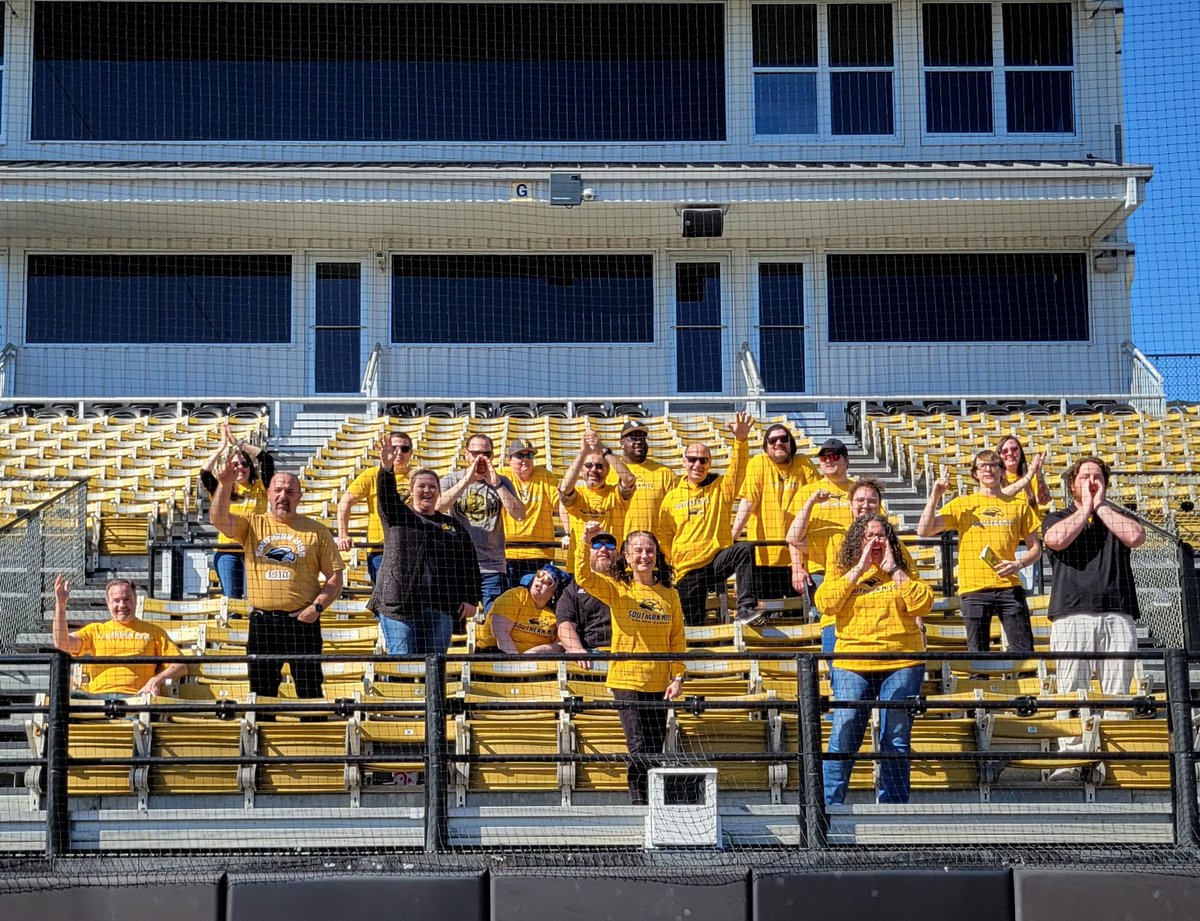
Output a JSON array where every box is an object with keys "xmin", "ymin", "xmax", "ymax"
[
  {"xmin": 556, "ymin": 530, "xmax": 617, "ymax": 664},
  {"xmin": 656, "ymin": 410, "xmax": 758, "ymax": 626},
  {"xmin": 606, "ymin": 420, "xmax": 678, "ymax": 535},
  {"xmin": 559, "ymin": 430, "xmax": 636, "ymax": 574},
  {"xmin": 335, "ymin": 430, "xmax": 415, "ymax": 586},
  {"xmin": 501, "ymin": 438, "xmax": 564, "ymax": 584},
  {"xmin": 438, "ymin": 433, "xmax": 527, "ymax": 612},
  {"xmin": 732, "ymin": 423, "xmax": 817, "ymax": 609}
]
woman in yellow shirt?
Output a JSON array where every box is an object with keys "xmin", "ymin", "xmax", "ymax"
[
  {"xmin": 997, "ymin": 435, "xmax": 1052, "ymax": 511},
  {"xmin": 577, "ymin": 521, "xmax": 685, "ymax": 804},
  {"xmin": 200, "ymin": 423, "xmax": 273, "ymax": 598},
  {"xmin": 815, "ymin": 513, "xmax": 933, "ymax": 806}
]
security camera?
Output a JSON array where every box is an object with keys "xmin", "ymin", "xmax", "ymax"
[{"xmin": 581, "ymin": 188, "xmax": 596, "ymax": 202}]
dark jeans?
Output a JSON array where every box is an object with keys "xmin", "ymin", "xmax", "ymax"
[
  {"xmin": 366, "ymin": 552, "xmax": 383, "ymax": 587},
  {"xmin": 247, "ymin": 610, "xmax": 324, "ymax": 698},
  {"xmin": 676, "ymin": 542, "xmax": 757, "ymax": 626},
  {"xmin": 612, "ymin": 689, "xmax": 668, "ymax": 805},
  {"xmin": 213, "ymin": 550, "xmax": 245, "ymax": 599},
  {"xmin": 960, "ymin": 587, "xmax": 1033, "ymax": 653},
  {"xmin": 753, "ymin": 564, "xmax": 801, "ymax": 602}
]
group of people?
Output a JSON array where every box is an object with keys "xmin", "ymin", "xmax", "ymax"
[{"xmin": 49, "ymin": 415, "xmax": 1148, "ymax": 808}]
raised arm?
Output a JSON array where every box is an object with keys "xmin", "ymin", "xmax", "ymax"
[
  {"xmin": 209, "ymin": 457, "xmax": 249, "ymax": 542},
  {"xmin": 51, "ymin": 574, "xmax": 82, "ymax": 655},
  {"xmin": 915, "ymin": 474, "xmax": 949, "ymax": 537},
  {"xmin": 608, "ymin": 452, "xmax": 636, "ymax": 500},
  {"xmin": 718, "ymin": 412, "xmax": 754, "ymax": 502},
  {"xmin": 574, "ymin": 522, "xmax": 623, "ymax": 608},
  {"xmin": 436, "ymin": 467, "xmax": 476, "ymax": 513},
  {"xmin": 558, "ymin": 432, "xmax": 602, "ymax": 502}
]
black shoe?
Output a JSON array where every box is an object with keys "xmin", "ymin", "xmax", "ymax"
[{"xmin": 734, "ymin": 605, "xmax": 766, "ymax": 627}]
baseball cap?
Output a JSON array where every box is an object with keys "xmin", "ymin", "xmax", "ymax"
[
  {"xmin": 590, "ymin": 531, "xmax": 618, "ymax": 546},
  {"xmin": 621, "ymin": 420, "xmax": 649, "ymax": 438},
  {"xmin": 816, "ymin": 437, "xmax": 849, "ymax": 458},
  {"xmin": 507, "ymin": 438, "xmax": 536, "ymax": 456}
]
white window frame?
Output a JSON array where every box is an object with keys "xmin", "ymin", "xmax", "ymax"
[
  {"xmin": 919, "ymin": 0, "xmax": 1079, "ymax": 142},
  {"xmin": 750, "ymin": 1, "xmax": 899, "ymax": 142}
]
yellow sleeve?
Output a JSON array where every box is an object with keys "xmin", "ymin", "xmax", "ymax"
[
  {"xmin": 574, "ymin": 563, "xmax": 623, "ymax": 609},
  {"xmin": 74, "ymin": 623, "xmax": 96, "ymax": 656},
  {"xmin": 720, "ymin": 439, "xmax": 749, "ymax": 503},
  {"xmin": 668, "ymin": 599, "xmax": 686, "ymax": 678},
  {"xmin": 813, "ymin": 569, "xmax": 858, "ymax": 617},
  {"xmin": 347, "ymin": 467, "xmax": 375, "ymax": 499},
  {"xmin": 316, "ymin": 526, "xmax": 346, "ymax": 574},
  {"xmin": 739, "ymin": 455, "xmax": 766, "ymax": 503},
  {"xmin": 898, "ymin": 576, "xmax": 935, "ymax": 617},
  {"xmin": 655, "ymin": 495, "xmax": 679, "ymax": 556},
  {"xmin": 938, "ymin": 496, "xmax": 963, "ymax": 530}
]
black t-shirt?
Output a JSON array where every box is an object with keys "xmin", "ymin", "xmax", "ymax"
[
  {"xmin": 1043, "ymin": 505, "xmax": 1141, "ymax": 620},
  {"xmin": 555, "ymin": 583, "xmax": 613, "ymax": 649}
]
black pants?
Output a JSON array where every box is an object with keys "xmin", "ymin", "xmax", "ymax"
[
  {"xmin": 247, "ymin": 611, "xmax": 324, "ymax": 698},
  {"xmin": 753, "ymin": 564, "xmax": 802, "ymax": 601},
  {"xmin": 676, "ymin": 542, "xmax": 757, "ymax": 626},
  {"xmin": 613, "ymin": 689, "xmax": 668, "ymax": 805},
  {"xmin": 960, "ymin": 587, "xmax": 1033, "ymax": 653}
]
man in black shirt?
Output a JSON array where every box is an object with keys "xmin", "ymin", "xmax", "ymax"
[
  {"xmin": 1043, "ymin": 456, "xmax": 1145, "ymax": 703},
  {"xmin": 556, "ymin": 530, "xmax": 615, "ymax": 664}
]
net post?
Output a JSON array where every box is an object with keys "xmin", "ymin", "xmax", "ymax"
[
  {"xmin": 45, "ymin": 651, "xmax": 72, "ymax": 857},
  {"xmin": 939, "ymin": 532, "xmax": 955, "ymax": 598},
  {"xmin": 1176, "ymin": 542, "xmax": 1200, "ymax": 653},
  {"xmin": 424, "ymin": 653, "xmax": 449, "ymax": 854},
  {"xmin": 1165, "ymin": 648, "xmax": 1199, "ymax": 847},
  {"xmin": 797, "ymin": 653, "xmax": 828, "ymax": 849}
]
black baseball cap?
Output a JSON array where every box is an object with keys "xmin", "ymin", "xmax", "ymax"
[{"xmin": 816, "ymin": 438, "xmax": 849, "ymax": 458}]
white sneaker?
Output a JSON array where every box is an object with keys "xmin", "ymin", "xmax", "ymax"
[{"xmin": 1047, "ymin": 767, "xmax": 1082, "ymax": 782}]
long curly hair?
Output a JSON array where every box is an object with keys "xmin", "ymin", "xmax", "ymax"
[
  {"xmin": 836, "ymin": 513, "xmax": 909, "ymax": 575},
  {"xmin": 611, "ymin": 530, "xmax": 675, "ymax": 588}
]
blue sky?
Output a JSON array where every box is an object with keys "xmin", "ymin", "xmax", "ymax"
[{"xmin": 1125, "ymin": 2, "xmax": 1199, "ymax": 357}]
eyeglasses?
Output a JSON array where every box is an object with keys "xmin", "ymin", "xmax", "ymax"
[
  {"xmin": 767, "ymin": 436, "xmax": 792, "ymax": 446},
  {"xmin": 582, "ymin": 462, "xmax": 606, "ymax": 470},
  {"xmin": 818, "ymin": 454, "xmax": 844, "ymax": 462},
  {"xmin": 512, "ymin": 451, "xmax": 535, "ymax": 460},
  {"xmin": 590, "ymin": 539, "xmax": 617, "ymax": 551},
  {"xmin": 976, "ymin": 462, "xmax": 1001, "ymax": 470},
  {"xmin": 231, "ymin": 459, "xmax": 249, "ymax": 469},
  {"xmin": 469, "ymin": 449, "xmax": 494, "ymax": 458},
  {"xmin": 685, "ymin": 456, "xmax": 710, "ymax": 465}
]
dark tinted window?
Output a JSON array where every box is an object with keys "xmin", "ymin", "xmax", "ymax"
[
  {"xmin": 1006, "ymin": 71, "xmax": 1073, "ymax": 133},
  {"xmin": 33, "ymin": 2, "xmax": 725, "ymax": 142},
  {"xmin": 1003, "ymin": 3, "xmax": 1072, "ymax": 66},
  {"xmin": 390, "ymin": 255, "xmax": 654, "ymax": 344},
  {"xmin": 315, "ymin": 263, "xmax": 361, "ymax": 393},
  {"xmin": 831, "ymin": 71, "xmax": 893, "ymax": 134},
  {"xmin": 758, "ymin": 263, "xmax": 806, "ymax": 393},
  {"xmin": 925, "ymin": 71, "xmax": 992, "ymax": 133},
  {"xmin": 676, "ymin": 263, "xmax": 722, "ymax": 392},
  {"xmin": 829, "ymin": 4, "xmax": 893, "ymax": 67},
  {"xmin": 753, "ymin": 4, "xmax": 817, "ymax": 67},
  {"xmin": 826, "ymin": 253, "xmax": 1088, "ymax": 342},
  {"xmin": 923, "ymin": 3, "xmax": 992, "ymax": 66},
  {"xmin": 26, "ymin": 255, "xmax": 291, "ymax": 343}
]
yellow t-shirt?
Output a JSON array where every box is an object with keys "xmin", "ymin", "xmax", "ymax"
[
  {"xmin": 606, "ymin": 458, "xmax": 678, "ymax": 536},
  {"xmin": 501, "ymin": 466, "xmax": 561, "ymax": 561},
  {"xmin": 346, "ymin": 466, "xmax": 411, "ymax": 545},
  {"xmin": 656, "ymin": 439, "xmax": 747, "ymax": 578},
  {"xmin": 574, "ymin": 565, "xmax": 685, "ymax": 694},
  {"xmin": 786, "ymin": 478, "xmax": 853, "ymax": 574},
  {"xmin": 814, "ymin": 565, "xmax": 932, "ymax": 672},
  {"xmin": 563, "ymin": 482, "xmax": 629, "ymax": 573},
  {"xmin": 937, "ymin": 492, "xmax": 1040, "ymax": 595},
  {"xmin": 75, "ymin": 618, "xmax": 182, "ymax": 695},
  {"xmin": 739, "ymin": 452, "xmax": 817, "ymax": 566},
  {"xmin": 1004, "ymin": 470, "xmax": 1050, "ymax": 524},
  {"xmin": 475, "ymin": 587, "xmax": 558, "ymax": 652},
  {"xmin": 240, "ymin": 512, "xmax": 346, "ymax": 611},
  {"xmin": 216, "ymin": 481, "xmax": 268, "ymax": 547}
]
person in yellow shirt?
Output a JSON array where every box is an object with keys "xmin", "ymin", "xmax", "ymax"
[
  {"xmin": 605, "ymin": 420, "xmax": 678, "ymax": 535},
  {"xmin": 211, "ymin": 465, "xmax": 345, "ymax": 698},
  {"xmin": 476, "ymin": 565, "xmax": 568, "ymax": 653},
  {"xmin": 816, "ymin": 514, "xmax": 932, "ymax": 806},
  {"xmin": 578, "ymin": 522, "xmax": 684, "ymax": 805},
  {"xmin": 997, "ymin": 434, "xmax": 1052, "ymax": 517},
  {"xmin": 501, "ymin": 439, "xmax": 564, "ymax": 584},
  {"xmin": 784, "ymin": 438, "xmax": 855, "ymax": 594},
  {"xmin": 916, "ymin": 449, "xmax": 1042, "ymax": 653},
  {"xmin": 559, "ymin": 430, "xmax": 635, "ymax": 574},
  {"xmin": 335, "ymin": 430, "xmax": 414, "ymax": 586},
  {"xmin": 731, "ymin": 423, "xmax": 816, "ymax": 603},
  {"xmin": 656, "ymin": 411, "xmax": 756, "ymax": 626},
  {"xmin": 52, "ymin": 576, "xmax": 187, "ymax": 697}
]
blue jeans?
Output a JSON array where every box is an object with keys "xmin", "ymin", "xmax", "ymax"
[
  {"xmin": 367, "ymin": 552, "xmax": 383, "ymax": 587},
  {"xmin": 480, "ymin": 571, "xmax": 510, "ymax": 612},
  {"xmin": 377, "ymin": 615, "xmax": 415, "ymax": 654},
  {"xmin": 379, "ymin": 610, "xmax": 455, "ymax": 655},
  {"xmin": 213, "ymin": 550, "xmax": 245, "ymax": 599},
  {"xmin": 823, "ymin": 664, "xmax": 925, "ymax": 806}
]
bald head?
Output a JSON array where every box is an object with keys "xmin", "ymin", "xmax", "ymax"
[
  {"xmin": 683, "ymin": 442, "xmax": 712, "ymax": 484},
  {"xmin": 267, "ymin": 472, "xmax": 303, "ymax": 520}
]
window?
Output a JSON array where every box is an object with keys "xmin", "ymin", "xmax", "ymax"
[
  {"xmin": 33, "ymin": 2, "xmax": 725, "ymax": 142},
  {"xmin": 314, "ymin": 263, "xmax": 362, "ymax": 393},
  {"xmin": 26, "ymin": 255, "xmax": 291, "ymax": 343},
  {"xmin": 390, "ymin": 255, "xmax": 654, "ymax": 344},
  {"xmin": 675, "ymin": 263, "xmax": 723, "ymax": 392},
  {"xmin": 922, "ymin": 2, "xmax": 1074, "ymax": 135},
  {"xmin": 758, "ymin": 264, "xmax": 806, "ymax": 392},
  {"xmin": 826, "ymin": 253, "xmax": 1088, "ymax": 342},
  {"xmin": 753, "ymin": 3, "xmax": 895, "ymax": 137}
]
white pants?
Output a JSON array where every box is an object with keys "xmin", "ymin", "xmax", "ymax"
[{"xmin": 1051, "ymin": 611, "xmax": 1138, "ymax": 754}]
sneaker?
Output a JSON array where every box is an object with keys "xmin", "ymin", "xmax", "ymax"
[
  {"xmin": 734, "ymin": 605, "xmax": 766, "ymax": 627},
  {"xmin": 1047, "ymin": 767, "xmax": 1082, "ymax": 783}
]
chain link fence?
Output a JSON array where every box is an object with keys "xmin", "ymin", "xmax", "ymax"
[{"xmin": 1146, "ymin": 353, "xmax": 1200, "ymax": 404}]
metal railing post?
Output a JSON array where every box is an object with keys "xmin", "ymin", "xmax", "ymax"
[
  {"xmin": 939, "ymin": 532, "xmax": 956, "ymax": 598},
  {"xmin": 424, "ymin": 653, "xmax": 449, "ymax": 854},
  {"xmin": 1177, "ymin": 543, "xmax": 1200, "ymax": 654},
  {"xmin": 45, "ymin": 652, "xmax": 72, "ymax": 857},
  {"xmin": 798, "ymin": 654, "xmax": 828, "ymax": 848},
  {"xmin": 1165, "ymin": 649, "xmax": 1199, "ymax": 847}
]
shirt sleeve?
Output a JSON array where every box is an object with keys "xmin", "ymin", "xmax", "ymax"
[
  {"xmin": 316, "ymin": 525, "xmax": 347, "ymax": 574},
  {"xmin": 573, "ymin": 562, "xmax": 623, "ymax": 609},
  {"xmin": 897, "ymin": 576, "xmax": 934, "ymax": 617},
  {"xmin": 813, "ymin": 567, "xmax": 857, "ymax": 617},
  {"xmin": 938, "ymin": 497, "xmax": 963, "ymax": 531},
  {"xmin": 720, "ymin": 439, "xmax": 749, "ymax": 503},
  {"xmin": 554, "ymin": 588, "xmax": 579, "ymax": 626}
]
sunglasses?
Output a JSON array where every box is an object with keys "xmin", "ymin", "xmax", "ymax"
[
  {"xmin": 590, "ymin": 539, "xmax": 617, "ymax": 551},
  {"xmin": 685, "ymin": 456, "xmax": 710, "ymax": 465},
  {"xmin": 767, "ymin": 435, "xmax": 792, "ymax": 446},
  {"xmin": 582, "ymin": 462, "xmax": 606, "ymax": 470},
  {"xmin": 231, "ymin": 459, "xmax": 250, "ymax": 469},
  {"xmin": 469, "ymin": 450, "xmax": 494, "ymax": 458},
  {"xmin": 512, "ymin": 451, "xmax": 535, "ymax": 460},
  {"xmin": 395, "ymin": 445, "xmax": 413, "ymax": 453}
]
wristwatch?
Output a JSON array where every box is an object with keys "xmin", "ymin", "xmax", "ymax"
[{"xmin": 313, "ymin": 602, "xmax": 325, "ymax": 614}]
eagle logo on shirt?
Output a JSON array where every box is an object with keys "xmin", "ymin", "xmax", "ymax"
[
  {"xmin": 265, "ymin": 547, "xmax": 297, "ymax": 564},
  {"xmin": 638, "ymin": 599, "xmax": 666, "ymax": 613},
  {"xmin": 981, "ymin": 507, "xmax": 1002, "ymax": 519}
]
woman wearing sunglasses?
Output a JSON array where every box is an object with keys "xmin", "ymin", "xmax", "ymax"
[
  {"xmin": 576, "ymin": 520, "xmax": 685, "ymax": 805},
  {"xmin": 200, "ymin": 421, "xmax": 274, "ymax": 598}
]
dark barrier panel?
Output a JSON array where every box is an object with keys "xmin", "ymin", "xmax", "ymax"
[
  {"xmin": 1014, "ymin": 869, "xmax": 1200, "ymax": 921},
  {"xmin": 0, "ymin": 877, "xmax": 222, "ymax": 921},
  {"xmin": 492, "ymin": 873, "xmax": 751, "ymax": 921},
  {"xmin": 227, "ymin": 872, "xmax": 487, "ymax": 921},
  {"xmin": 754, "ymin": 870, "xmax": 1013, "ymax": 921}
]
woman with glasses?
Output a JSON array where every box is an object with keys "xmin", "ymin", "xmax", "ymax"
[
  {"xmin": 370, "ymin": 435, "xmax": 481, "ymax": 655},
  {"xmin": 200, "ymin": 422, "xmax": 274, "ymax": 598},
  {"xmin": 996, "ymin": 434, "xmax": 1052, "ymax": 513},
  {"xmin": 818, "ymin": 513, "xmax": 933, "ymax": 806},
  {"xmin": 336, "ymin": 431, "xmax": 416, "ymax": 586},
  {"xmin": 577, "ymin": 521, "xmax": 685, "ymax": 805}
]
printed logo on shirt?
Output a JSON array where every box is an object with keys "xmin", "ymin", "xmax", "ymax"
[
  {"xmin": 458, "ymin": 483, "xmax": 500, "ymax": 526},
  {"xmin": 265, "ymin": 547, "xmax": 297, "ymax": 563},
  {"xmin": 975, "ymin": 507, "xmax": 1018, "ymax": 528}
]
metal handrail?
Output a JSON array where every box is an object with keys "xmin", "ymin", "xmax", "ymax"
[{"xmin": 1123, "ymin": 339, "xmax": 1167, "ymax": 418}]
